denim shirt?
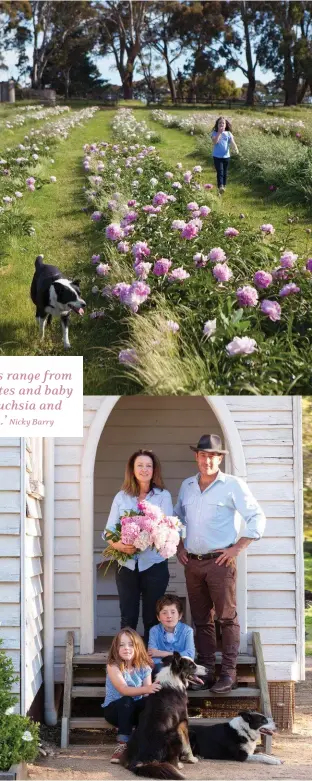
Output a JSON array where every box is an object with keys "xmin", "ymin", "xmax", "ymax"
[
  {"xmin": 148, "ymin": 621, "xmax": 195, "ymax": 663},
  {"xmin": 105, "ymin": 487, "xmax": 173, "ymax": 572},
  {"xmin": 102, "ymin": 665, "xmax": 151, "ymax": 707},
  {"xmin": 174, "ymin": 471, "xmax": 265, "ymax": 554}
]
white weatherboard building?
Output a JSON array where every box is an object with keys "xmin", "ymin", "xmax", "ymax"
[{"xmin": 0, "ymin": 395, "xmax": 305, "ymax": 723}]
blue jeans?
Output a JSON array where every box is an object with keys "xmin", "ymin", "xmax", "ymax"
[
  {"xmin": 116, "ymin": 560, "xmax": 169, "ymax": 645},
  {"xmin": 213, "ymin": 157, "xmax": 229, "ymax": 188}
]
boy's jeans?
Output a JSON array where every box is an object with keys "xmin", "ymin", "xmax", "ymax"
[{"xmin": 213, "ymin": 157, "xmax": 229, "ymax": 187}]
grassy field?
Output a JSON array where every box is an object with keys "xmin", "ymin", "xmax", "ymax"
[{"xmin": 1, "ymin": 104, "xmax": 312, "ymax": 394}]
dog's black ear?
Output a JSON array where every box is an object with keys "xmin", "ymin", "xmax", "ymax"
[
  {"xmin": 238, "ymin": 710, "xmax": 252, "ymax": 722},
  {"xmin": 172, "ymin": 651, "xmax": 181, "ymax": 660},
  {"xmin": 72, "ymin": 279, "xmax": 80, "ymax": 287}
]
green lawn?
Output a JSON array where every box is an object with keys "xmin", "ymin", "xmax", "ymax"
[{"xmin": 1, "ymin": 105, "xmax": 312, "ymax": 393}]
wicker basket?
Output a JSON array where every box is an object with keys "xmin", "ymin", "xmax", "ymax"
[{"xmin": 268, "ymin": 681, "xmax": 295, "ymax": 731}]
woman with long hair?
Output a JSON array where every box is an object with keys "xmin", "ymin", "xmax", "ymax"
[{"xmin": 104, "ymin": 449, "xmax": 173, "ymax": 644}]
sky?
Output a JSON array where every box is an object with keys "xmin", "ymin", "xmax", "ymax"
[{"xmin": 1, "ymin": 44, "xmax": 275, "ymax": 89}]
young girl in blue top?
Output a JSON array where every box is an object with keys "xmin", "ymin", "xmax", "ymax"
[
  {"xmin": 211, "ymin": 116, "xmax": 239, "ymax": 194},
  {"xmin": 101, "ymin": 628, "xmax": 161, "ymax": 764}
]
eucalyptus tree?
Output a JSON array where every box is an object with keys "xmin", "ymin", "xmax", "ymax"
[{"xmin": 97, "ymin": 0, "xmax": 147, "ymax": 100}]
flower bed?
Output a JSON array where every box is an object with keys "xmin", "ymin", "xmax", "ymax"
[
  {"xmin": 0, "ymin": 640, "xmax": 39, "ymax": 775},
  {"xmin": 151, "ymin": 108, "xmax": 311, "ymax": 143},
  {"xmin": 82, "ymin": 110, "xmax": 312, "ymax": 394},
  {"xmin": 0, "ymin": 106, "xmax": 99, "ymax": 246}
]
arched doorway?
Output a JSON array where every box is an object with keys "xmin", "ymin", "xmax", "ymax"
[{"xmin": 80, "ymin": 396, "xmax": 247, "ymax": 654}]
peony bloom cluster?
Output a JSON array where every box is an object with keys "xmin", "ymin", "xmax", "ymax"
[
  {"xmin": 261, "ymin": 299, "xmax": 281, "ymax": 321},
  {"xmin": 236, "ymin": 286, "xmax": 258, "ymax": 307},
  {"xmin": 168, "ymin": 267, "xmax": 190, "ymax": 283},
  {"xmin": 279, "ymin": 251, "xmax": 298, "ymax": 268},
  {"xmin": 153, "ymin": 258, "xmax": 172, "ymax": 276},
  {"xmin": 224, "ymin": 227, "xmax": 239, "ymax": 238},
  {"xmin": 102, "ymin": 500, "xmax": 182, "ymax": 565},
  {"xmin": 112, "ymin": 280, "xmax": 151, "ymax": 312},
  {"xmin": 213, "ymin": 263, "xmax": 233, "ymax": 282},
  {"xmin": 209, "ymin": 247, "xmax": 227, "ymax": 263},
  {"xmin": 254, "ymin": 270, "xmax": 273, "ymax": 289},
  {"xmin": 260, "ymin": 223, "xmax": 275, "ymax": 234},
  {"xmin": 226, "ymin": 336, "xmax": 257, "ymax": 356},
  {"xmin": 106, "ymin": 222, "xmax": 124, "ymax": 240}
]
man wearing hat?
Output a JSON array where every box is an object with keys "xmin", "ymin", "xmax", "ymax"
[{"xmin": 174, "ymin": 434, "xmax": 266, "ymax": 693}]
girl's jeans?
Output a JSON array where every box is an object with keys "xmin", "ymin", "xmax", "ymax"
[
  {"xmin": 101, "ymin": 696, "xmax": 146, "ymax": 742},
  {"xmin": 213, "ymin": 157, "xmax": 229, "ymax": 187}
]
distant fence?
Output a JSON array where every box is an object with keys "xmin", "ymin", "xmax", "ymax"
[{"xmin": 19, "ymin": 88, "xmax": 57, "ymax": 104}]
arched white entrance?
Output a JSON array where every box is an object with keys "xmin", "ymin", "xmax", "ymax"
[{"xmin": 80, "ymin": 396, "xmax": 247, "ymax": 654}]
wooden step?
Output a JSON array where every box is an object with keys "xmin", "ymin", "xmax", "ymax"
[
  {"xmin": 188, "ymin": 686, "xmax": 260, "ymax": 699},
  {"xmin": 69, "ymin": 717, "xmax": 114, "ymax": 730},
  {"xmin": 72, "ymin": 652, "xmax": 256, "ymax": 666},
  {"xmin": 72, "ymin": 686, "xmax": 105, "ymax": 698},
  {"xmin": 73, "ymin": 654, "xmax": 107, "ymax": 665},
  {"xmin": 71, "ymin": 684, "xmax": 259, "ymax": 699},
  {"xmin": 74, "ymin": 674, "xmax": 106, "ymax": 685}
]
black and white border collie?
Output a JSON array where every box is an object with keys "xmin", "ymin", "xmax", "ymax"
[
  {"xmin": 30, "ymin": 256, "xmax": 86, "ymax": 349},
  {"xmin": 121, "ymin": 652, "xmax": 206, "ymax": 779},
  {"xmin": 189, "ymin": 710, "xmax": 283, "ymax": 765}
]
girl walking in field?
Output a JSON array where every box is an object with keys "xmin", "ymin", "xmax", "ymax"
[{"xmin": 211, "ymin": 116, "xmax": 239, "ymax": 194}]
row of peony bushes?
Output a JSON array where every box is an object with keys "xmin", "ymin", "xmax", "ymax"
[
  {"xmin": 151, "ymin": 108, "xmax": 312, "ymax": 144},
  {"xmin": 151, "ymin": 108, "xmax": 312, "ymax": 205},
  {"xmin": 82, "ymin": 109, "xmax": 312, "ymax": 394},
  {"xmin": 0, "ymin": 106, "xmax": 99, "ymax": 249},
  {"xmin": 0, "ymin": 639, "xmax": 39, "ymax": 772},
  {"xmin": 0, "ymin": 103, "xmax": 71, "ymax": 130}
]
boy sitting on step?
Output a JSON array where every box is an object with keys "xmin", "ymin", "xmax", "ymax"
[{"xmin": 148, "ymin": 594, "xmax": 195, "ymax": 667}]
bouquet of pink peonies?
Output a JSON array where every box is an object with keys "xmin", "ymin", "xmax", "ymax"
[{"xmin": 101, "ymin": 500, "xmax": 182, "ymax": 570}]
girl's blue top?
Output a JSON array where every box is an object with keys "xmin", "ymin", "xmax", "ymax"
[
  {"xmin": 102, "ymin": 664, "xmax": 151, "ymax": 707},
  {"xmin": 211, "ymin": 130, "xmax": 233, "ymax": 158}
]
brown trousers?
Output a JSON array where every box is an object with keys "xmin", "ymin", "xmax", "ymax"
[{"xmin": 185, "ymin": 557, "xmax": 240, "ymax": 676}]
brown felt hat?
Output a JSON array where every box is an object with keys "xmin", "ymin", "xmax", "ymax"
[{"xmin": 189, "ymin": 434, "xmax": 228, "ymax": 454}]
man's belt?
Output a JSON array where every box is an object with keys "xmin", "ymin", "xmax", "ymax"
[
  {"xmin": 187, "ymin": 545, "xmax": 234, "ymax": 561},
  {"xmin": 187, "ymin": 551, "xmax": 220, "ymax": 560}
]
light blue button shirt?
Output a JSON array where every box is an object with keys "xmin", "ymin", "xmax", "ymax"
[
  {"xmin": 211, "ymin": 130, "xmax": 233, "ymax": 158},
  {"xmin": 148, "ymin": 621, "xmax": 195, "ymax": 663},
  {"xmin": 105, "ymin": 487, "xmax": 173, "ymax": 572},
  {"xmin": 174, "ymin": 471, "xmax": 265, "ymax": 554}
]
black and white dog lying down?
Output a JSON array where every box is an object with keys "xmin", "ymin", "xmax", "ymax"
[
  {"xmin": 121, "ymin": 652, "xmax": 207, "ymax": 779},
  {"xmin": 30, "ymin": 255, "xmax": 86, "ymax": 349},
  {"xmin": 189, "ymin": 710, "xmax": 283, "ymax": 765}
]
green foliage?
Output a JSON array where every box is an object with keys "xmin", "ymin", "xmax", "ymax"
[
  {"xmin": 0, "ymin": 715, "xmax": 39, "ymax": 772},
  {"xmin": 0, "ymin": 639, "xmax": 39, "ymax": 771}
]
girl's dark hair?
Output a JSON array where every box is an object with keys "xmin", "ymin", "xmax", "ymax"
[
  {"xmin": 213, "ymin": 116, "xmax": 232, "ymax": 133},
  {"xmin": 122, "ymin": 449, "xmax": 165, "ymax": 496}
]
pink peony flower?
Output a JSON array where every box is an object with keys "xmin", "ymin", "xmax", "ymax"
[
  {"xmin": 187, "ymin": 201, "xmax": 199, "ymax": 211},
  {"xmin": 260, "ymin": 223, "xmax": 275, "ymax": 234},
  {"xmin": 279, "ymin": 283, "xmax": 300, "ymax": 297},
  {"xmin": 272, "ymin": 267, "xmax": 290, "ymax": 281},
  {"xmin": 172, "ymin": 181, "xmax": 182, "ymax": 189},
  {"xmin": 199, "ymin": 205, "xmax": 211, "ymax": 217},
  {"xmin": 153, "ymin": 258, "xmax": 172, "ymax": 276},
  {"xmin": 26, "ymin": 177, "xmax": 35, "ymax": 185},
  {"xmin": 96, "ymin": 263, "xmax": 110, "ymax": 276},
  {"xmin": 236, "ymin": 285, "xmax": 259, "ymax": 307},
  {"xmin": 208, "ymin": 247, "xmax": 227, "ymax": 263},
  {"xmin": 213, "ymin": 263, "xmax": 233, "ymax": 282},
  {"xmin": 119, "ymin": 348, "xmax": 138, "ymax": 365},
  {"xmin": 261, "ymin": 299, "xmax": 281, "ymax": 321},
  {"xmin": 171, "ymin": 219, "xmax": 186, "ymax": 231},
  {"xmin": 134, "ymin": 261, "xmax": 152, "ymax": 279},
  {"xmin": 132, "ymin": 241, "xmax": 151, "ymax": 260},
  {"xmin": 226, "ymin": 336, "xmax": 257, "ymax": 356},
  {"xmin": 117, "ymin": 241, "xmax": 130, "ymax": 253},
  {"xmin": 193, "ymin": 165, "xmax": 202, "ymax": 173},
  {"xmin": 224, "ymin": 227, "xmax": 239, "ymax": 237},
  {"xmin": 184, "ymin": 171, "xmax": 192, "ymax": 183},
  {"xmin": 306, "ymin": 258, "xmax": 312, "ymax": 272},
  {"xmin": 193, "ymin": 253, "xmax": 208, "ymax": 268},
  {"xmin": 167, "ymin": 320, "xmax": 179, "ymax": 332},
  {"xmin": 168, "ymin": 267, "xmax": 190, "ymax": 283},
  {"xmin": 279, "ymin": 251, "xmax": 298, "ymax": 268},
  {"xmin": 253, "ymin": 270, "xmax": 273, "ymax": 288},
  {"xmin": 204, "ymin": 183, "xmax": 214, "ymax": 190},
  {"xmin": 181, "ymin": 222, "xmax": 199, "ymax": 240},
  {"xmin": 153, "ymin": 191, "xmax": 169, "ymax": 206},
  {"xmin": 105, "ymin": 222, "xmax": 124, "ymax": 240},
  {"xmin": 91, "ymin": 211, "xmax": 103, "ymax": 222},
  {"xmin": 203, "ymin": 319, "xmax": 216, "ymax": 337}
]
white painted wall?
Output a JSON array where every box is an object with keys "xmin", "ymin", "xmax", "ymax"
[
  {"xmin": 24, "ymin": 438, "xmax": 44, "ymax": 713},
  {"xmin": 0, "ymin": 438, "xmax": 22, "ymax": 711}
]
